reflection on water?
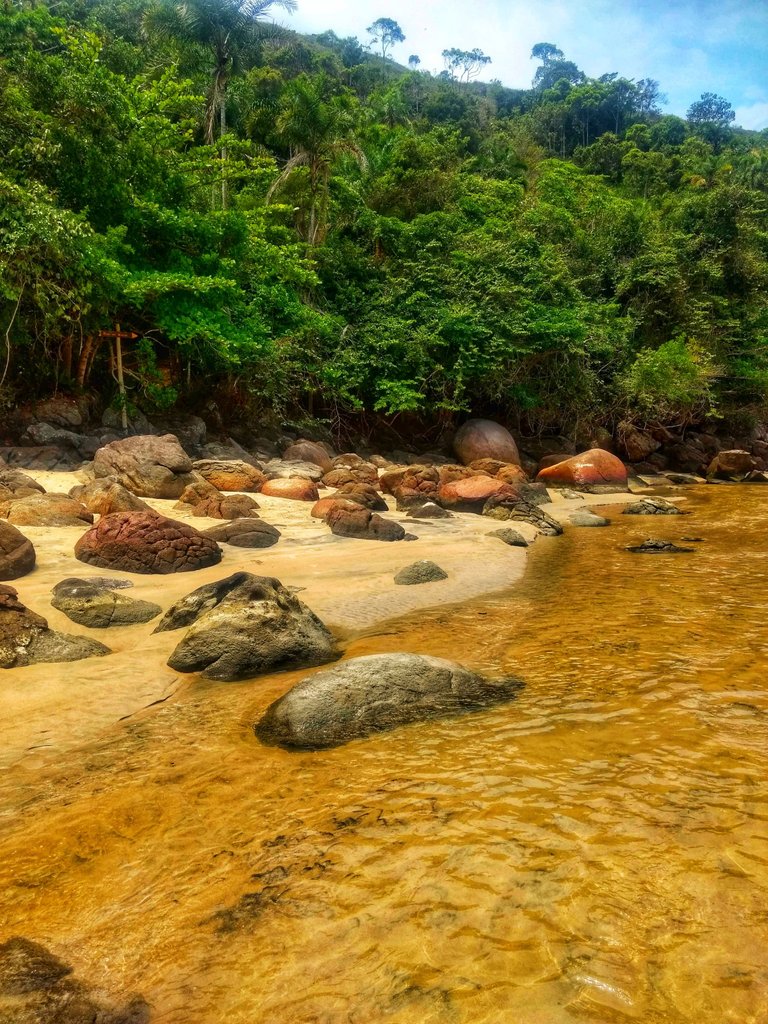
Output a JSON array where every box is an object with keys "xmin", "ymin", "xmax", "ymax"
[{"xmin": 1, "ymin": 486, "xmax": 767, "ymax": 1023}]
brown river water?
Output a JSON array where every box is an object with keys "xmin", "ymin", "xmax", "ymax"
[{"xmin": 1, "ymin": 485, "xmax": 767, "ymax": 1023}]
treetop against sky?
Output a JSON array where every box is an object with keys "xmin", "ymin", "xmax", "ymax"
[{"xmin": 286, "ymin": 0, "xmax": 768, "ymax": 131}]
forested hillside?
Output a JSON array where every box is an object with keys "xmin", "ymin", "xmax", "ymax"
[{"xmin": 1, "ymin": 0, "xmax": 767, "ymax": 441}]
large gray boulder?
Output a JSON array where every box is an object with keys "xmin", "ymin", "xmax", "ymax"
[
  {"xmin": 51, "ymin": 578, "xmax": 161, "ymax": 627},
  {"xmin": 255, "ymin": 653, "xmax": 524, "ymax": 749},
  {"xmin": 158, "ymin": 573, "xmax": 336, "ymax": 681},
  {"xmin": 92, "ymin": 433, "xmax": 196, "ymax": 498}
]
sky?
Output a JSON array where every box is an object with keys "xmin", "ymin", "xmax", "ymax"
[{"xmin": 277, "ymin": 0, "xmax": 768, "ymax": 131}]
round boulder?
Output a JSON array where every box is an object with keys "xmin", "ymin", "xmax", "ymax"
[
  {"xmin": 192, "ymin": 458, "xmax": 266, "ymax": 492},
  {"xmin": 569, "ymin": 510, "xmax": 610, "ymax": 527},
  {"xmin": 311, "ymin": 497, "xmax": 363, "ymax": 521},
  {"xmin": 536, "ymin": 449, "xmax": 628, "ymax": 491},
  {"xmin": 453, "ymin": 419, "xmax": 520, "ymax": 467},
  {"xmin": 394, "ymin": 560, "xmax": 448, "ymax": 585},
  {"xmin": 260, "ymin": 478, "xmax": 319, "ymax": 502},
  {"xmin": 0, "ymin": 469, "xmax": 45, "ymax": 501},
  {"xmin": 74, "ymin": 511, "xmax": 222, "ymax": 574},
  {"xmin": 0, "ymin": 522, "xmax": 35, "ymax": 581},
  {"xmin": 255, "ymin": 653, "xmax": 524, "ymax": 749},
  {"xmin": 488, "ymin": 528, "xmax": 528, "ymax": 547},
  {"xmin": 93, "ymin": 433, "xmax": 196, "ymax": 498},
  {"xmin": 707, "ymin": 450, "xmax": 758, "ymax": 481},
  {"xmin": 174, "ymin": 480, "xmax": 260, "ymax": 519}
]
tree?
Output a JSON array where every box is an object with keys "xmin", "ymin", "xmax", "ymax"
[
  {"xmin": 687, "ymin": 92, "xmax": 736, "ymax": 151},
  {"xmin": 143, "ymin": 0, "xmax": 296, "ymax": 207},
  {"xmin": 530, "ymin": 42, "xmax": 583, "ymax": 90},
  {"xmin": 366, "ymin": 17, "xmax": 404, "ymax": 65},
  {"xmin": 407, "ymin": 54, "xmax": 420, "ymax": 69},
  {"xmin": 441, "ymin": 47, "xmax": 491, "ymax": 83}
]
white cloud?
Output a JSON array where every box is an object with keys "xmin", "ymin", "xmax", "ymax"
[{"xmin": 734, "ymin": 101, "xmax": 768, "ymax": 131}]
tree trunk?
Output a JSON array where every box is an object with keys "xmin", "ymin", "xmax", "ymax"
[
  {"xmin": 76, "ymin": 336, "xmax": 96, "ymax": 387},
  {"xmin": 220, "ymin": 96, "xmax": 228, "ymax": 211}
]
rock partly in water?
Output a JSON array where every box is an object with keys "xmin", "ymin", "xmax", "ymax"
[
  {"xmin": 255, "ymin": 653, "xmax": 524, "ymax": 750},
  {"xmin": 453, "ymin": 419, "xmax": 520, "ymax": 467},
  {"xmin": 75, "ymin": 511, "xmax": 222, "ymax": 574},
  {"xmin": 626, "ymin": 539, "xmax": 694, "ymax": 554},
  {"xmin": 394, "ymin": 560, "xmax": 448, "ymax": 585},
  {"xmin": 663, "ymin": 471, "xmax": 706, "ymax": 485},
  {"xmin": 623, "ymin": 497, "xmax": 685, "ymax": 516},
  {"xmin": 0, "ymin": 522, "xmax": 35, "ymax": 581},
  {"xmin": 0, "ymin": 585, "xmax": 110, "ymax": 667},
  {"xmin": 69, "ymin": 478, "xmax": 152, "ymax": 516},
  {"xmin": 569, "ymin": 510, "xmax": 610, "ymax": 527},
  {"xmin": 536, "ymin": 448, "xmax": 628, "ymax": 492},
  {"xmin": 93, "ymin": 433, "xmax": 197, "ymax": 498},
  {"xmin": 482, "ymin": 496, "xmax": 563, "ymax": 536},
  {"xmin": 158, "ymin": 573, "xmax": 336, "ymax": 681},
  {"xmin": 201, "ymin": 519, "xmax": 280, "ymax": 548},
  {"xmin": 488, "ymin": 528, "xmax": 528, "ymax": 547},
  {"xmin": 0, "ymin": 936, "xmax": 150, "ymax": 1024},
  {"xmin": 326, "ymin": 505, "xmax": 406, "ymax": 542},
  {"xmin": 51, "ymin": 578, "xmax": 161, "ymax": 627},
  {"xmin": 192, "ymin": 458, "xmax": 266, "ymax": 492}
]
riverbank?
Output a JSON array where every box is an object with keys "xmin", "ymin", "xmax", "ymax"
[{"xmin": 1, "ymin": 469, "xmax": 643, "ymax": 773}]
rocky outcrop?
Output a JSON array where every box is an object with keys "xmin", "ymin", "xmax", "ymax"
[
  {"xmin": 157, "ymin": 573, "xmax": 336, "ymax": 681},
  {"xmin": 51, "ymin": 578, "xmax": 161, "ymax": 627},
  {"xmin": 453, "ymin": 419, "xmax": 520, "ymax": 466},
  {"xmin": 260, "ymin": 478, "xmax": 319, "ymax": 501},
  {"xmin": 0, "ymin": 936, "xmax": 149, "ymax": 1024},
  {"xmin": 201, "ymin": 519, "xmax": 280, "ymax": 548},
  {"xmin": 0, "ymin": 585, "xmax": 110, "ymax": 667},
  {"xmin": 93, "ymin": 433, "xmax": 196, "ymax": 498},
  {"xmin": 255, "ymin": 653, "xmax": 524, "ymax": 750},
  {"xmin": 174, "ymin": 480, "xmax": 260, "ymax": 519},
  {"xmin": 0, "ymin": 522, "xmax": 35, "ymax": 581},
  {"xmin": 482, "ymin": 496, "xmax": 563, "ymax": 535},
  {"xmin": 707, "ymin": 450, "xmax": 758, "ymax": 481},
  {"xmin": 326, "ymin": 505, "xmax": 406, "ymax": 541},
  {"xmin": 69, "ymin": 478, "xmax": 151, "ymax": 516},
  {"xmin": 394, "ymin": 560, "xmax": 448, "ymax": 585},
  {"xmin": 623, "ymin": 497, "xmax": 685, "ymax": 515},
  {"xmin": 535, "ymin": 448, "xmax": 628, "ymax": 491},
  {"xmin": 192, "ymin": 458, "xmax": 266, "ymax": 492},
  {"xmin": 0, "ymin": 493, "xmax": 93, "ymax": 528},
  {"xmin": 75, "ymin": 511, "xmax": 222, "ymax": 574}
]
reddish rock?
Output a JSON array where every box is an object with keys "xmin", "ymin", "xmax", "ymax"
[
  {"xmin": 322, "ymin": 464, "xmax": 378, "ymax": 488},
  {"xmin": 437, "ymin": 464, "xmax": 482, "ymax": 486},
  {"xmin": 175, "ymin": 480, "xmax": 260, "ymax": 519},
  {"xmin": 380, "ymin": 465, "xmax": 439, "ymax": 496},
  {"xmin": 193, "ymin": 459, "xmax": 266, "ymax": 492},
  {"xmin": 282, "ymin": 440, "xmax": 334, "ymax": 473},
  {"xmin": 70, "ymin": 479, "xmax": 151, "ymax": 516},
  {"xmin": 75, "ymin": 511, "xmax": 222, "ymax": 574},
  {"xmin": 93, "ymin": 433, "xmax": 195, "ymax": 498},
  {"xmin": 537, "ymin": 453, "xmax": 574, "ymax": 474},
  {"xmin": 536, "ymin": 449, "xmax": 628, "ymax": 491},
  {"xmin": 326, "ymin": 506, "xmax": 406, "ymax": 541},
  {"xmin": 332, "ymin": 482, "xmax": 387, "ymax": 510},
  {"xmin": 707, "ymin": 450, "xmax": 758, "ymax": 481},
  {"xmin": 496, "ymin": 464, "xmax": 528, "ymax": 487},
  {"xmin": 618, "ymin": 422, "xmax": 661, "ymax": 462},
  {"xmin": 261, "ymin": 478, "xmax": 320, "ymax": 502},
  {"xmin": 468, "ymin": 458, "xmax": 510, "ymax": 475},
  {"xmin": 453, "ymin": 419, "xmax": 520, "ymax": 466},
  {"xmin": 0, "ymin": 493, "xmax": 93, "ymax": 528},
  {"xmin": 0, "ymin": 522, "xmax": 35, "ymax": 581},
  {"xmin": 0, "ymin": 585, "xmax": 110, "ymax": 666},
  {"xmin": 438, "ymin": 477, "xmax": 520, "ymax": 513},
  {"xmin": 311, "ymin": 497, "xmax": 364, "ymax": 521}
]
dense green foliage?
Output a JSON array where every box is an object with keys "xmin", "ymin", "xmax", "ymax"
[{"xmin": 1, "ymin": 0, "xmax": 767, "ymax": 436}]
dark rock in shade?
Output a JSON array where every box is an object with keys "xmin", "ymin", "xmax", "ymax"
[
  {"xmin": 617, "ymin": 422, "xmax": 661, "ymax": 462},
  {"xmin": 482, "ymin": 496, "xmax": 563, "ymax": 536},
  {"xmin": 626, "ymin": 539, "xmax": 694, "ymax": 554},
  {"xmin": 453, "ymin": 419, "xmax": 521, "ymax": 467},
  {"xmin": 201, "ymin": 519, "xmax": 280, "ymax": 548},
  {"xmin": 75, "ymin": 511, "xmax": 222, "ymax": 575},
  {"xmin": 707, "ymin": 449, "xmax": 757, "ymax": 481},
  {"xmin": 743, "ymin": 470, "xmax": 768, "ymax": 483},
  {"xmin": 394, "ymin": 560, "xmax": 448, "ymax": 585},
  {"xmin": 0, "ymin": 522, "xmax": 35, "ymax": 581},
  {"xmin": 93, "ymin": 433, "xmax": 196, "ymax": 498},
  {"xmin": 0, "ymin": 493, "xmax": 93, "ymax": 528},
  {"xmin": 174, "ymin": 479, "xmax": 260, "ymax": 519},
  {"xmin": 569, "ymin": 510, "xmax": 610, "ymax": 527},
  {"xmin": 623, "ymin": 497, "xmax": 685, "ymax": 516},
  {"xmin": 0, "ymin": 446, "xmax": 81, "ymax": 471},
  {"xmin": 326, "ymin": 505, "xmax": 406, "ymax": 542},
  {"xmin": 51, "ymin": 578, "xmax": 161, "ymax": 627},
  {"xmin": 0, "ymin": 469, "xmax": 45, "ymax": 501},
  {"xmin": 405, "ymin": 501, "xmax": 453, "ymax": 519},
  {"xmin": 518, "ymin": 482, "xmax": 552, "ymax": 505},
  {"xmin": 0, "ymin": 585, "xmax": 110, "ymax": 668},
  {"xmin": 663, "ymin": 471, "xmax": 706, "ymax": 485},
  {"xmin": 0, "ymin": 936, "xmax": 150, "ymax": 1024},
  {"xmin": 282, "ymin": 440, "xmax": 334, "ymax": 473},
  {"xmin": 69, "ymin": 478, "xmax": 151, "ymax": 516},
  {"xmin": 255, "ymin": 653, "xmax": 524, "ymax": 750},
  {"xmin": 488, "ymin": 528, "xmax": 528, "ymax": 547},
  {"xmin": 161, "ymin": 573, "xmax": 336, "ymax": 681},
  {"xmin": 192, "ymin": 458, "xmax": 266, "ymax": 492}
]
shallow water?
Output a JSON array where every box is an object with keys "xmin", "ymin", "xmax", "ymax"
[{"xmin": 1, "ymin": 485, "xmax": 767, "ymax": 1023}]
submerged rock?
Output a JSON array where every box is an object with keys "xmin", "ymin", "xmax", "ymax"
[
  {"xmin": 255, "ymin": 653, "xmax": 524, "ymax": 749},
  {"xmin": 0, "ymin": 522, "xmax": 35, "ymax": 581},
  {"xmin": 622, "ymin": 497, "xmax": 685, "ymax": 516},
  {"xmin": 536, "ymin": 449, "xmax": 628, "ymax": 492},
  {"xmin": 159, "ymin": 572, "xmax": 336, "ymax": 681},
  {"xmin": 394, "ymin": 560, "xmax": 448, "ymax": 585},
  {"xmin": 626, "ymin": 539, "xmax": 694, "ymax": 554},
  {"xmin": 569, "ymin": 510, "xmax": 610, "ymax": 527},
  {"xmin": 482, "ymin": 497, "xmax": 563, "ymax": 536},
  {"xmin": 0, "ymin": 585, "xmax": 110, "ymax": 668},
  {"xmin": 75, "ymin": 511, "xmax": 222, "ymax": 574},
  {"xmin": 51, "ymin": 578, "xmax": 161, "ymax": 627}
]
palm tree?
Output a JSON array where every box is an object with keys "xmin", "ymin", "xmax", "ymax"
[
  {"xmin": 267, "ymin": 75, "xmax": 367, "ymax": 245},
  {"xmin": 144, "ymin": 0, "xmax": 296, "ymax": 207}
]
